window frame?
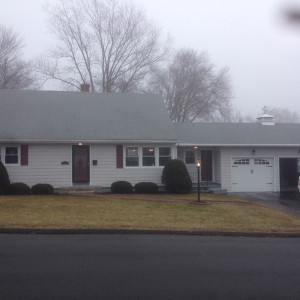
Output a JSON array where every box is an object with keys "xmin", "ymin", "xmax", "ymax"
[
  {"xmin": 159, "ymin": 147, "xmax": 172, "ymax": 167},
  {"xmin": 142, "ymin": 146, "xmax": 156, "ymax": 167},
  {"xmin": 123, "ymin": 145, "xmax": 173, "ymax": 168},
  {"xmin": 184, "ymin": 149, "xmax": 196, "ymax": 165},
  {"xmin": 2, "ymin": 145, "xmax": 20, "ymax": 166},
  {"xmin": 125, "ymin": 146, "xmax": 140, "ymax": 168}
]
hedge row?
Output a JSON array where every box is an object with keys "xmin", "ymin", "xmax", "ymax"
[
  {"xmin": 111, "ymin": 160, "xmax": 192, "ymax": 194},
  {"xmin": 1, "ymin": 158, "xmax": 192, "ymax": 196},
  {"xmin": 0, "ymin": 183, "xmax": 55, "ymax": 195}
]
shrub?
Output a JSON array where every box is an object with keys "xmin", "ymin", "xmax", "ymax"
[
  {"xmin": 162, "ymin": 159, "xmax": 192, "ymax": 194},
  {"xmin": 31, "ymin": 184, "xmax": 54, "ymax": 195},
  {"xmin": 111, "ymin": 181, "xmax": 133, "ymax": 194},
  {"xmin": 8, "ymin": 183, "xmax": 31, "ymax": 195},
  {"xmin": 0, "ymin": 161, "xmax": 10, "ymax": 194},
  {"xmin": 135, "ymin": 182, "xmax": 159, "ymax": 194}
]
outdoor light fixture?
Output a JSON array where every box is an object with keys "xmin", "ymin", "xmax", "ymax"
[
  {"xmin": 252, "ymin": 149, "xmax": 256, "ymax": 155},
  {"xmin": 194, "ymin": 146, "xmax": 198, "ymax": 149},
  {"xmin": 78, "ymin": 142, "xmax": 83, "ymax": 146},
  {"xmin": 196, "ymin": 160, "xmax": 201, "ymax": 202}
]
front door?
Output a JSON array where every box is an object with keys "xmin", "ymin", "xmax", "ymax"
[
  {"xmin": 201, "ymin": 150, "xmax": 213, "ymax": 181},
  {"xmin": 72, "ymin": 145, "xmax": 90, "ymax": 184}
]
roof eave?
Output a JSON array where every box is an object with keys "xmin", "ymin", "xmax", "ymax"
[
  {"xmin": 177, "ymin": 143, "xmax": 300, "ymax": 147},
  {"xmin": 0, "ymin": 139, "xmax": 177, "ymax": 144}
]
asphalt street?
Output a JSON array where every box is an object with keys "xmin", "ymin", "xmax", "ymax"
[{"xmin": 1, "ymin": 234, "xmax": 300, "ymax": 300}]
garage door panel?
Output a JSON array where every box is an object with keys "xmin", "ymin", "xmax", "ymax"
[{"xmin": 231, "ymin": 157, "xmax": 273, "ymax": 192}]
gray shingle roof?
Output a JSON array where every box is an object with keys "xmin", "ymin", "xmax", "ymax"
[
  {"xmin": 175, "ymin": 122, "xmax": 300, "ymax": 146},
  {"xmin": 0, "ymin": 89, "xmax": 176, "ymax": 143}
]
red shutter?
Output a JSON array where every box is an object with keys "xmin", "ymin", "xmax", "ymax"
[
  {"xmin": 20, "ymin": 145, "xmax": 29, "ymax": 166},
  {"xmin": 116, "ymin": 145, "xmax": 123, "ymax": 168}
]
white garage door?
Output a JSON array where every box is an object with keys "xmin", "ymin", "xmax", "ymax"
[{"xmin": 231, "ymin": 158, "xmax": 274, "ymax": 192}]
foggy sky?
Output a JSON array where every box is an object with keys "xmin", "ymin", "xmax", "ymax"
[{"xmin": 1, "ymin": 0, "xmax": 300, "ymax": 117}]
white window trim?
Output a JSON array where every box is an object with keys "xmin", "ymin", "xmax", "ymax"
[
  {"xmin": 142, "ymin": 146, "xmax": 156, "ymax": 167},
  {"xmin": 184, "ymin": 148, "xmax": 197, "ymax": 165},
  {"xmin": 123, "ymin": 145, "xmax": 173, "ymax": 168},
  {"xmin": 124, "ymin": 145, "xmax": 140, "ymax": 168},
  {"xmin": 158, "ymin": 147, "xmax": 172, "ymax": 167},
  {"xmin": 1, "ymin": 145, "xmax": 20, "ymax": 166}
]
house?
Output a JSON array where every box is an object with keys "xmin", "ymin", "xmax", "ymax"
[{"xmin": 0, "ymin": 89, "xmax": 300, "ymax": 193}]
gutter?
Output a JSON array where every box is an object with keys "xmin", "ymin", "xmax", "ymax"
[
  {"xmin": 177, "ymin": 143, "xmax": 300, "ymax": 147},
  {"xmin": 0, "ymin": 139, "xmax": 177, "ymax": 144}
]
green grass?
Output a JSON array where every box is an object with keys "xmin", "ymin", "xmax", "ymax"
[{"xmin": 0, "ymin": 194, "xmax": 300, "ymax": 233}]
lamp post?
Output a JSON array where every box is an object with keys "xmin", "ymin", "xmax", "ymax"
[{"xmin": 197, "ymin": 160, "xmax": 201, "ymax": 202}]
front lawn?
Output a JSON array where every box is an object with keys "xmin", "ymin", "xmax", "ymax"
[{"xmin": 0, "ymin": 194, "xmax": 300, "ymax": 233}]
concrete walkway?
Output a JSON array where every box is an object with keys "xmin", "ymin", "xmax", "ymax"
[{"xmin": 234, "ymin": 192, "xmax": 300, "ymax": 217}]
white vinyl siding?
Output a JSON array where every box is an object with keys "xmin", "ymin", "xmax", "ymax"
[
  {"xmin": 1, "ymin": 144, "xmax": 72, "ymax": 187},
  {"xmin": 90, "ymin": 144, "xmax": 177, "ymax": 186},
  {"xmin": 0, "ymin": 143, "xmax": 177, "ymax": 188}
]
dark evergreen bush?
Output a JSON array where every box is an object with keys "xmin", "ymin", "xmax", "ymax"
[
  {"xmin": 0, "ymin": 161, "xmax": 10, "ymax": 194},
  {"xmin": 8, "ymin": 183, "xmax": 31, "ymax": 195},
  {"xmin": 111, "ymin": 181, "xmax": 133, "ymax": 193},
  {"xmin": 135, "ymin": 182, "xmax": 159, "ymax": 194},
  {"xmin": 162, "ymin": 159, "xmax": 192, "ymax": 194},
  {"xmin": 31, "ymin": 184, "xmax": 54, "ymax": 195}
]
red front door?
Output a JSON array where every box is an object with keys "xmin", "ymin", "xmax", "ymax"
[
  {"xmin": 72, "ymin": 145, "xmax": 90, "ymax": 184},
  {"xmin": 201, "ymin": 150, "xmax": 213, "ymax": 182}
]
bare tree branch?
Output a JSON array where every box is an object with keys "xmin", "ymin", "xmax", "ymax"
[
  {"xmin": 148, "ymin": 49, "xmax": 232, "ymax": 122},
  {"xmin": 0, "ymin": 24, "xmax": 34, "ymax": 89},
  {"xmin": 39, "ymin": 0, "xmax": 167, "ymax": 92}
]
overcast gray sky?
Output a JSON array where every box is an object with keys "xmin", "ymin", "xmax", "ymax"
[{"xmin": 1, "ymin": 0, "xmax": 300, "ymax": 117}]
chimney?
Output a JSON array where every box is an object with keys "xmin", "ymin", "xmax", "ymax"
[
  {"xmin": 256, "ymin": 113, "xmax": 275, "ymax": 126},
  {"xmin": 80, "ymin": 83, "xmax": 90, "ymax": 93}
]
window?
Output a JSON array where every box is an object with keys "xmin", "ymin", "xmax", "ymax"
[
  {"xmin": 5, "ymin": 146, "xmax": 19, "ymax": 164},
  {"xmin": 143, "ymin": 147, "xmax": 155, "ymax": 166},
  {"xmin": 185, "ymin": 150, "xmax": 195, "ymax": 164},
  {"xmin": 233, "ymin": 159, "xmax": 249, "ymax": 165},
  {"xmin": 159, "ymin": 147, "xmax": 171, "ymax": 166},
  {"xmin": 254, "ymin": 159, "xmax": 270, "ymax": 165},
  {"xmin": 126, "ymin": 146, "xmax": 139, "ymax": 167}
]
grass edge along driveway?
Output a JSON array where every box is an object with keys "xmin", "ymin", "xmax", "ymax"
[{"xmin": 0, "ymin": 194, "xmax": 300, "ymax": 233}]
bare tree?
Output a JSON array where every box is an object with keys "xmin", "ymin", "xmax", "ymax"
[
  {"xmin": 149, "ymin": 49, "xmax": 232, "ymax": 122},
  {"xmin": 39, "ymin": 0, "xmax": 167, "ymax": 92},
  {"xmin": 0, "ymin": 25, "xmax": 34, "ymax": 89},
  {"xmin": 262, "ymin": 106, "xmax": 300, "ymax": 123}
]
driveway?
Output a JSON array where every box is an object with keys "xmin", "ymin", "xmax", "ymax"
[
  {"xmin": 1, "ymin": 234, "xmax": 300, "ymax": 300},
  {"xmin": 234, "ymin": 192, "xmax": 300, "ymax": 217}
]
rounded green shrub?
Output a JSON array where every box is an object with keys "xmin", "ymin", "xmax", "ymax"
[
  {"xmin": 162, "ymin": 159, "xmax": 192, "ymax": 194},
  {"xmin": 135, "ymin": 182, "xmax": 159, "ymax": 194},
  {"xmin": 8, "ymin": 183, "xmax": 31, "ymax": 195},
  {"xmin": 31, "ymin": 184, "xmax": 54, "ymax": 195},
  {"xmin": 0, "ymin": 161, "xmax": 10, "ymax": 194},
  {"xmin": 111, "ymin": 181, "xmax": 133, "ymax": 194}
]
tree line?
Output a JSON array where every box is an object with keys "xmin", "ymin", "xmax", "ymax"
[{"xmin": 0, "ymin": 0, "xmax": 298, "ymax": 123}]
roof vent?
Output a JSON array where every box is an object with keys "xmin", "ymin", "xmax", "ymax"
[{"xmin": 256, "ymin": 113, "xmax": 275, "ymax": 126}]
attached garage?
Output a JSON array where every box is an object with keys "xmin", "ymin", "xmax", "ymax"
[{"xmin": 231, "ymin": 157, "xmax": 274, "ymax": 192}]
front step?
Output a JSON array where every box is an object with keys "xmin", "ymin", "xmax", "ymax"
[
  {"xmin": 192, "ymin": 182, "xmax": 227, "ymax": 194},
  {"xmin": 55, "ymin": 186, "xmax": 103, "ymax": 195}
]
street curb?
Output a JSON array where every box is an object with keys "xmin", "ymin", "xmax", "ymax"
[{"xmin": 0, "ymin": 228, "xmax": 300, "ymax": 238}]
